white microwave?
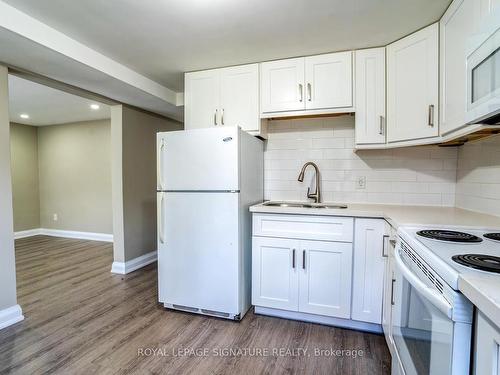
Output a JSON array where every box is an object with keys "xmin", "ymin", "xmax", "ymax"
[{"xmin": 467, "ymin": 26, "xmax": 500, "ymax": 124}]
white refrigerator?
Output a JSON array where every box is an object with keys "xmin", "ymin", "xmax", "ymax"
[{"xmin": 157, "ymin": 127, "xmax": 263, "ymax": 320}]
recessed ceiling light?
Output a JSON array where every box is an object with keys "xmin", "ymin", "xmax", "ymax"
[
  {"xmin": 90, "ymin": 104, "xmax": 100, "ymax": 110},
  {"xmin": 20, "ymin": 114, "xmax": 29, "ymax": 119}
]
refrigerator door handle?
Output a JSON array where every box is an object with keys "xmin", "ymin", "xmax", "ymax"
[
  {"xmin": 159, "ymin": 193, "xmax": 165, "ymax": 244},
  {"xmin": 157, "ymin": 138, "xmax": 166, "ymax": 190}
]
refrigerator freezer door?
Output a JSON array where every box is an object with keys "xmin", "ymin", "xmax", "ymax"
[
  {"xmin": 160, "ymin": 127, "xmax": 239, "ymax": 191},
  {"xmin": 159, "ymin": 192, "xmax": 240, "ymax": 314}
]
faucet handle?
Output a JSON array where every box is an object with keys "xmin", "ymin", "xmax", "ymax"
[{"xmin": 306, "ymin": 187, "xmax": 311, "ymax": 198}]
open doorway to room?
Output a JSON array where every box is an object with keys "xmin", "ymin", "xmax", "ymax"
[{"xmin": 8, "ymin": 73, "xmax": 113, "ymax": 317}]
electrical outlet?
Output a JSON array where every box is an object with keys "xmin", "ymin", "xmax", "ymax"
[
  {"xmin": 53, "ymin": 213, "xmax": 58, "ymax": 221},
  {"xmin": 356, "ymin": 176, "xmax": 366, "ymax": 189}
]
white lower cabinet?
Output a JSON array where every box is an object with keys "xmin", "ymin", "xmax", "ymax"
[
  {"xmin": 299, "ymin": 240, "xmax": 352, "ymax": 318},
  {"xmin": 252, "ymin": 237, "xmax": 299, "ymax": 311},
  {"xmin": 351, "ymin": 219, "xmax": 388, "ymax": 324},
  {"xmin": 252, "ymin": 236, "xmax": 352, "ymax": 319},
  {"xmin": 252, "ymin": 213, "xmax": 390, "ymax": 330},
  {"xmin": 382, "ymin": 229, "xmax": 397, "ymax": 355},
  {"xmin": 474, "ymin": 311, "xmax": 500, "ymax": 375}
]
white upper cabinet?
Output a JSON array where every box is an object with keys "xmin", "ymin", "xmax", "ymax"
[
  {"xmin": 355, "ymin": 48, "xmax": 386, "ymax": 145},
  {"xmin": 440, "ymin": 0, "xmax": 476, "ymax": 136},
  {"xmin": 185, "ymin": 69, "xmax": 220, "ymax": 129},
  {"xmin": 219, "ymin": 64, "xmax": 260, "ymax": 132},
  {"xmin": 260, "ymin": 57, "xmax": 305, "ymax": 113},
  {"xmin": 387, "ymin": 23, "xmax": 439, "ymax": 143},
  {"xmin": 260, "ymin": 52, "xmax": 353, "ymax": 115},
  {"xmin": 474, "ymin": 0, "xmax": 500, "ymax": 27},
  {"xmin": 305, "ymin": 52, "xmax": 353, "ymax": 110},
  {"xmin": 185, "ymin": 64, "xmax": 262, "ymax": 134}
]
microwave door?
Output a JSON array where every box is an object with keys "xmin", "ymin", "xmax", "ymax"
[{"xmin": 467, "ymin": 27, "xmax": 500, "ymax": 123}]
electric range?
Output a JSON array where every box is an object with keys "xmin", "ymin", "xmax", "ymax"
[
  {"xmin": 398, "ymin": 226, "xmax": 500, "ymax": 290},
  {"xmin": 390, "ymin": 226, "xmax": 500, "ymax": 375}
]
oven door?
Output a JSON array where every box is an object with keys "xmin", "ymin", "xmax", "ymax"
[{"xmin": 391, "ymin": 247, "xmax": 467, "ymax": 375}]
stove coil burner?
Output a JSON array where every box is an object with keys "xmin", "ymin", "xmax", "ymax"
[
  {"xmin": 416, "ymin": 230, "xmax": 483, "ymax": 243},
  {"xmin": 484, "ymin": 233, "xmax": 500, "ymax": 242},
  {"xmin": 452, "ymin": 254, "xmax": 500, "ymax": 273}
]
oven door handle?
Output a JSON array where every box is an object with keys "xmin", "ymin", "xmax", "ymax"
[{"xmin": 394, "ymin": 248, "xmax": 453, "ymax": 319}]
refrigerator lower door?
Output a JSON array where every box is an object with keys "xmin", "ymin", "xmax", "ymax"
[{"xmin": 158, "ymin": 192, "xmax": 240, "ymax": 315}]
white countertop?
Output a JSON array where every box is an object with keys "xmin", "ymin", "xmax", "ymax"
[
  {"xmin": 250, "ymin": 202, "xmax": 500, "ymax": 229},
  {"xmin": 459, "ymin": 274, "xmax": 500, "ymax": 326},
  {"xmin": 250, "ymin": 201, "xmax": 500, "ymax": 324}
]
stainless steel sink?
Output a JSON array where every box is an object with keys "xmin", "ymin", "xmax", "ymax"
[{"xmin": 262, "ymin": 201, "xmax": 347, "ymax": 209}]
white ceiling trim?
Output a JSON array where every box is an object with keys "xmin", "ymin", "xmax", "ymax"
[{"xmin": 0, "ymin": 0, "xmax": 181, "ymax": 107}]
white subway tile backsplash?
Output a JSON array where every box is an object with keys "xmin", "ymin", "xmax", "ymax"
[
  {"xmin": 264, "ymin": 116, "xmax": 457, "ymax": 206},
  {"xmin": 456, "ymin": 134, "xmax": 500, "ymax": 216},
  {"xmin": 312, "ymin": 137, "xmax": 345, "ymax": 149}
]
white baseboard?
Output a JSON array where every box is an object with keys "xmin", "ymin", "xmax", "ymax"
[
  {"xmin": 111, "ymin": 250, "xmax": 157, "ymax": 274},
  {"xmin": 14, "ymin": 228, "xmax": 113, "ymax": 242},
  {"xmin": 254, "ymin": 306, "xmax": 382, "ymax": 334},
  {"xmin": 14, "ymin": 228, "xmax": 43, "ymax": 239},
  {"xmin": 0, "ymin": 304, "xmax": 24, "ymax": 330}
]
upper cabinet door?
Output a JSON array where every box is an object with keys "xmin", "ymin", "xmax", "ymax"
[
  {"xmin": 185, "ymin": 70, "xmax": 220, "ymax": 130},
  {"xmin": 355, "ymin": 48, "xmax": 386, "ymax": 145},
  {"xmin": 387, "ymin": 23, "xmax": 439, "ymax": 143},
  {"xmin": 220, "ymin": 64, "xmax": 260, "ymax": 132},
  {"xmin": 440, "ymin": 0, "xmax": 476, "ymax": 136},
  {"xmin": 260, "ymin": 57, "xmax": 305, "ymax": 113},
  {"xmin": 305, "ymin": 52, "xmax": 353, "ymax": 110}
]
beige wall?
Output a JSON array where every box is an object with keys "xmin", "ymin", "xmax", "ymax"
[
  {"xmin": 10, "ymin": 123, "xmax": 40, "ymax": 231},
  {"xmin": 38, "ymin": 119, "xmax": 113, "ymax": 233},
  {"xmin": 0, "ymin": 66, "xmax": 18, "ymax": 311},
  {"xmin": 456, "ymin": 134, "xmax": 500, "ymax": 217},
  {"xmin": 112, "ymin": 105, "xmax": 182, "ymax": 263}
]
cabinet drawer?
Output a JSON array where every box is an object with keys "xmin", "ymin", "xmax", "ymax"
[{"xmin": 253, "ymin": 214, "xmax": 353, "ymax": 242}]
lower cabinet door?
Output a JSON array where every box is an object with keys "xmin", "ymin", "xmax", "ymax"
[
  {"xmin": 298, "ymin": 240, "xmax": 353, "ymax": 318},
  {"xmin": 474, "ymin": 311, "xmax": 500, "ymax": 375},
  {"xmin": 351, "ymin": 219, "xmax": 386, "ymax": 324},
  {"xmin": 252, "ymin": 237, "xmax": 299, "ymax": 310}
]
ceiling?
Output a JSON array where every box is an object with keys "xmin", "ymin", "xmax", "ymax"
[
  {"xmin": 3, "ymin": 0, "xmax": 452, "ymax": 92},
  {"xmin": 8, "ymin": 75, "xmax": 110, "ymax": 126}
]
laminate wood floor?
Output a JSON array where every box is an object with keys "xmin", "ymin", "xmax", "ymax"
[{"xmin": 0, "ymin": 235, "xmax": 391, "ymax": 374}]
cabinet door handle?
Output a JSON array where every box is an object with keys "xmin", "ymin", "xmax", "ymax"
[
  {"xmin": 307, "ymin": 83, "xmax": 312, "ymax": 101},
  {"xmin": 382, "ymin": 234, "xmax": 389, "ymax": 257},
  {"xmin": 379, "ymin": 116, "xmax": 384, "ymax": 135},
  {"xmin": 302, "ymin": 250, "xmax": 306, "ymax": 269},
  {"xmin": 214, "ymin": 109, "xmax": 218, "ymax": 126},
  {"xmin": 221, "ymin": 108, "xmax": 225, "ymax": 125},
  {"xmin": 428, "ymin": 105, "xmax": 435, "ymax": 127},
  {"xmin": 292, "ymin": 249, "xmax": 296, "ymax": 269},
  {"xmin": 299, "ymin": 84, "xmax": 303, "ymax": 102},
  {"xmin": 391, "ymin": 278, "xmax": 396, "ymax": 305}
]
